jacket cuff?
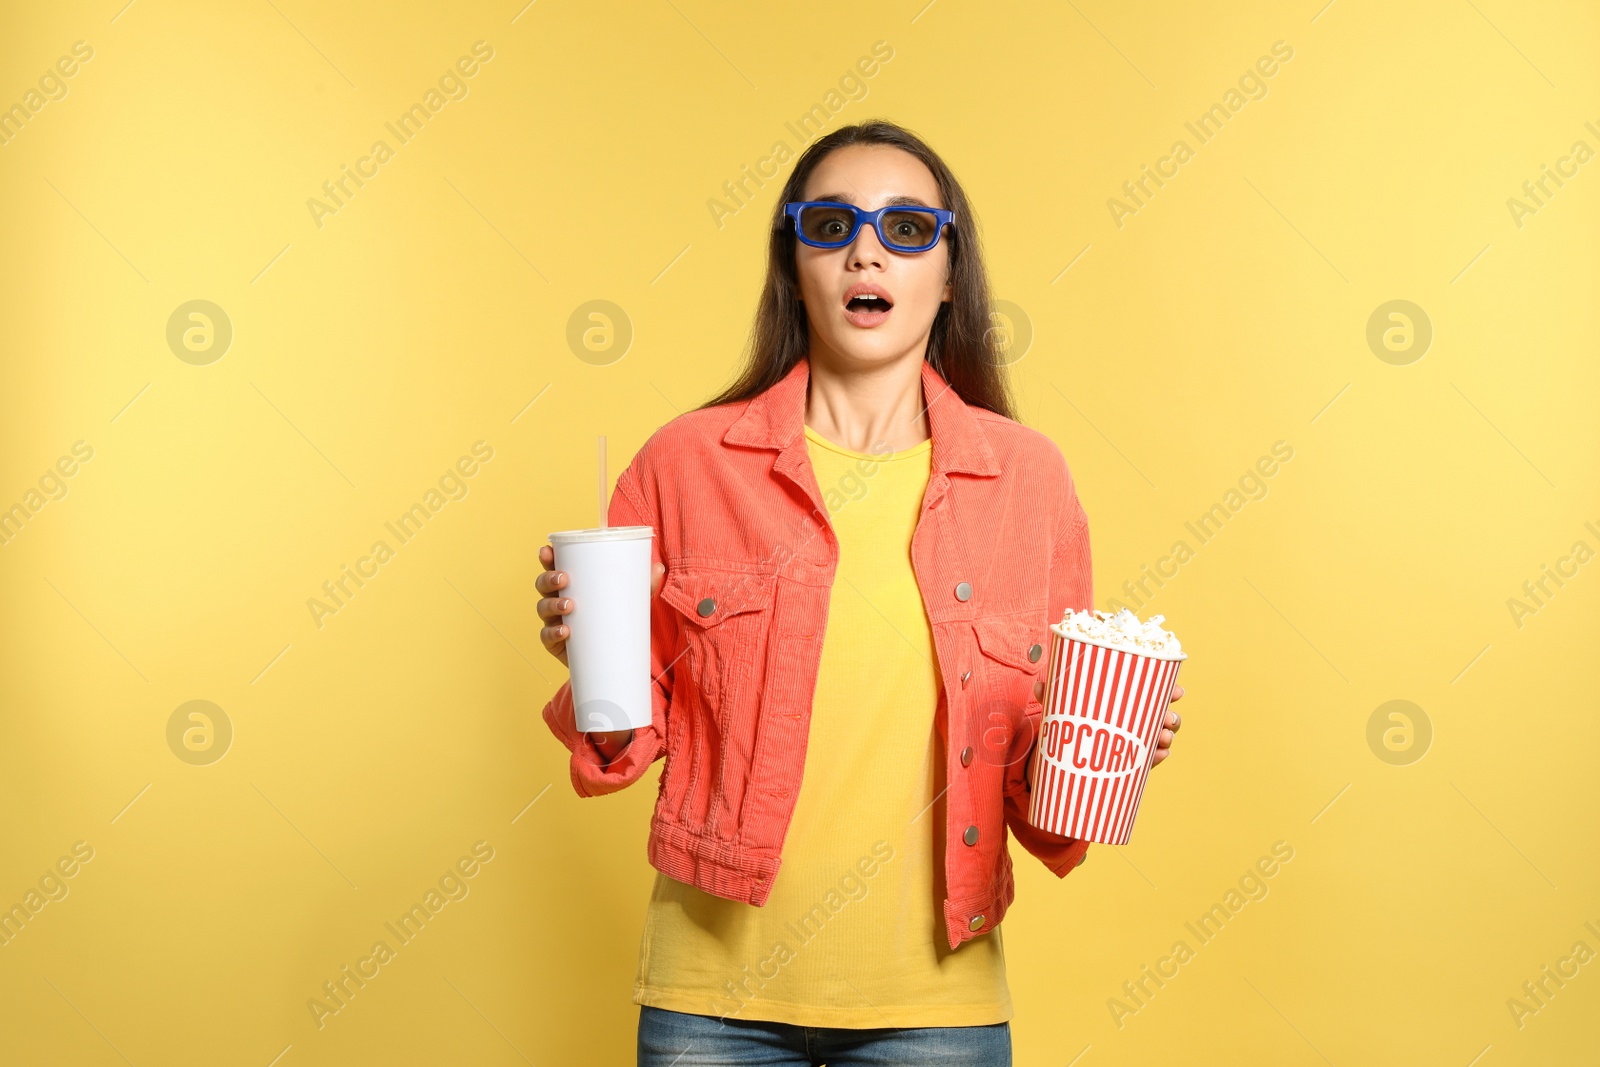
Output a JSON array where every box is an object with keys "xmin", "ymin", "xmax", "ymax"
[
  {"xmin": 1003, "ymin": 782, "xmax": 1090, "ymax": 877},
  {"xmin": 541, "ymin": 680, "xmax": 662, "ymax": 798}
]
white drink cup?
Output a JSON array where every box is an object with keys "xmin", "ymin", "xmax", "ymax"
[{"xmin": 548, "ymin": 525, "xmax": 655, "ymax": 732}]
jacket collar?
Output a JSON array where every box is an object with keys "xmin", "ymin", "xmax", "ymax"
[{"xmin": 723, "ymin": 355, "xmax": 1002, "ymax": 478}]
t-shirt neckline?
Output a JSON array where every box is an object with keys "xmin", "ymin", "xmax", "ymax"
[{"xmin": 803, "ymin": 424, "xmax": 932, "ymax": 462}]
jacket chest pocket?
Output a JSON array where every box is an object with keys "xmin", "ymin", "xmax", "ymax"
[
  {"xmin": 657, "ymin": 565, "xmax": 778, "ymax": 829},
  {"xmin": 971, "ymin": 613, "xmax": 1048, "ymax": 793},
  {"xmin": 659, "ymin": 566, "xmax": 778, "ymax": 723}
]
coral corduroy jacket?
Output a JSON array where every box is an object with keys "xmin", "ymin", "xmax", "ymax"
[{"xmin": 542, "ymin": 356, "xmax": 1094, "ymax": 950}]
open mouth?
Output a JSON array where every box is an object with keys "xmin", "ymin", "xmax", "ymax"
[{"xmin": 843, "ymin": 292, "xmax": 894, "ymax": 325}]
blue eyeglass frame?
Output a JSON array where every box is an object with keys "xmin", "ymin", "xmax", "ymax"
[{"xmin": 783, "ymin": 200, "xmax": 956, "ymax": 253}]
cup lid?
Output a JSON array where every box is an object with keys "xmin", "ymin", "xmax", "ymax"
[{"xmin": 549, "ymin": 525, "xmax": 654, "ymax": 544}]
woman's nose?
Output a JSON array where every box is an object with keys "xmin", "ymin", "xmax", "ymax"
[{"xmin": 846, "ymin": 220, "xmax": 889, "ymax": 267}]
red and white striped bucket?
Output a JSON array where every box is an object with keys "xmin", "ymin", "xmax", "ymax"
[{"xmin": 1026, "ymin": 626, "xmax": 1186, "ymax": 845}]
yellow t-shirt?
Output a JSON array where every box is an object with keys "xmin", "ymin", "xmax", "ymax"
[{"xmin": 631, "ymin": 424, "xmax": 1011, "ymax": 1027}]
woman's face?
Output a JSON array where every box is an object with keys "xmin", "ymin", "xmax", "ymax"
[{"xmin": 794, "ymin": 145, "xmax": 952, "ymax": 370}]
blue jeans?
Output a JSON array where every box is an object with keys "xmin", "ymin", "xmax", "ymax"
[{"xmin": 637, "ymin": 1005, "xmax": 1012, "ymax": 1066}]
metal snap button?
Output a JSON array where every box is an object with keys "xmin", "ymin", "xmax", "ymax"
[
  {"xmin": 1028, "ymin": 643, "xmax": 1042, "ymax": 663},
  {"xmin": 960, "ymin": 746, "xmax": 973, "ymax": 767},
  {"xmin": 960, "ymin": 669, "xmax": 971, "ymax": 688},
  {"xmin": 963, "ymin": 825, "xmax": 979, "ymax": 846},
  {"xmin": 969, "ymin": 914, "xmax": 985, "ymax": 932},
  {"xmin": 697, "ymin": 597, "xmax": 716, "ymax": 617},
  {"xmin": 954, "ymin": 581, "xmax": 972, "ymax": 602}
]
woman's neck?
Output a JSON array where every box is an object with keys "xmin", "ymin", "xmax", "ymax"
[{"xmin": 804, "ymin": 352, "xmax": 931, "ymax": 454}]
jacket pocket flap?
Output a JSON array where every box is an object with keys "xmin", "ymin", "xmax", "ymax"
[
  {"xmin": 973, "ymin": 613, "xmax": 1044, "ymax": 671},
  {"xmin": 659, "ymin": 567, "xmax": 777, "ymax": 629}
]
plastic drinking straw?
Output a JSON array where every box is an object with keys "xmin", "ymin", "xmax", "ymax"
[{"xmin": 598, "ymin": 435, "xmax": 607, "ymax": 529}]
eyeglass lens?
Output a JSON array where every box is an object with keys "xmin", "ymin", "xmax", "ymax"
[{"xmin": 798, "ymin": 204, "xmax": 941, "ymax": 249}]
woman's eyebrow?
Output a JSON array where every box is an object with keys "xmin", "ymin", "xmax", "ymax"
[{"xmin": 810, "ymin": 192, "xmax": 938, "ymax": 208}]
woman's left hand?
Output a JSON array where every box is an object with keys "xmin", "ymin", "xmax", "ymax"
[
  {"xmin": 1151, "ymin": 685, "xmax": 1184, "ymax": 768},
  {"xmin": 1030, "ymin": 681, "xmax": 1186, "ymax": 769}
]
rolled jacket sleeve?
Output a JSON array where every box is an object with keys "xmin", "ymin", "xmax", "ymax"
[
  {"xmin": 540, "ymin": 462, "xmax": 675, "ymax": 798},
  {"xmin": 1003, "ymin": 455, "xmax": 1093, "ymax": 875}
]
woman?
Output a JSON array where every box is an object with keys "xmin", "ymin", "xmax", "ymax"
[{"xmin": 537, "ymin": 120, "xmax": 1185, "ymax": 1066}]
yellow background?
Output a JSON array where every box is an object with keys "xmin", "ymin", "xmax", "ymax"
[{"xmin": 1, "ymin": 1, "xmax": 1595, "ymax": 1064}]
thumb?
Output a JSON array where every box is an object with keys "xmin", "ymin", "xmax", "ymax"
[{"xmin": 651, "ymin": 562, "xmax": 666, "ymax": 597}]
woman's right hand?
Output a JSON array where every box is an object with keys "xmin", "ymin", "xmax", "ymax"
[
  {"xmin": 536, "ymin": 543, "xmax": 577, "ymax": 670},
  {"xmin": 537, "ymin": 544, "xmax": 665, "ymax": 749}
]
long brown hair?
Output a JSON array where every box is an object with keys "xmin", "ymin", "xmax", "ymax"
[{"xmin": 696, "ymin": 119, "xmax": 1016, "ymax": 420}]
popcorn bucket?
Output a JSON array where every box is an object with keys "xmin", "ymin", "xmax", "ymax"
[{"xmin": 1026, "ymin": 623, "xmax": 1186, "ymax": 845}]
